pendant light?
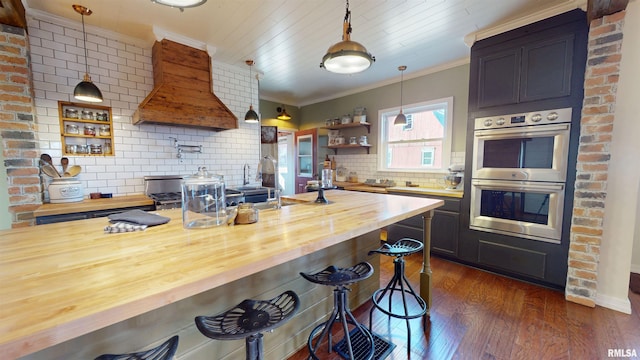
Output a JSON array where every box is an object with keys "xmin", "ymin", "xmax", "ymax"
[
  {"xmin": 276, "ymin": 106, "xmax": 291, "ymax": 120},
  {"xmin": 320, "ymin": 0, "xmax": 375, "ymax": 74},
  {"xmin": 244, "ymin": 60, "xmax": 259, "ymax": 123},
  {"xmin": 151, "ymin": 0, "xmax": 207, "ymax": 12},
  {"xmin": 394, "ymin": 66, "xmax": 407, "ymax": 126},
  {"xmin": 72, "ymin": 5, "xmax": 103, "ymax": 103}
]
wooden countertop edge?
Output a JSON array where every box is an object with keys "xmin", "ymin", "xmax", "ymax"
[
  {"xmin": 343, "ymin": 184, "xmax": 464, "ymax": 198},
  {"xmin": 34, "ymin": 194, "xmax": 154, "ymax": 217}
]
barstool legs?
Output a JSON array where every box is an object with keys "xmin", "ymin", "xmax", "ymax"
[
  {"xmin": 308, "ymin": 286, "xmax": 375, "ymax": 360},
  {"xmin": 369, "ymin": 256, "xmax": 427, "ymax": 356},
  {"xmin": 245, "ymin": 333, "xmax": 264, "ymax": 360}
]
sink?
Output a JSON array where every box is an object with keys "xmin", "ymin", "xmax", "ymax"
[
  {"xmin": 232, "ymin": 186, "xmax": 270, "ymax": 196},
  {"xmin": 236, "ymin": 186, "xmax": 264, "ymax": 191}
]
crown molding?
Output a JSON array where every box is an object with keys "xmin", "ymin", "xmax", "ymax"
[{"xmin": 463, "ymin": 0, "xmax": 588, "ymax": 47}]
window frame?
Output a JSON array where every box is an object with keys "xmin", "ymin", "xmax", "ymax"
[{"xmin": 377, "ymin": 96, "xmax": 454, "ymax": 173}]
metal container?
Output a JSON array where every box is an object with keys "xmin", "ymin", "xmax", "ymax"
[{"xmin": 181, "ymin": 167, "xmax": 228, "ymax": 228}]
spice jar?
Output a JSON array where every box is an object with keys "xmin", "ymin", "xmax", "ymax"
[
  {"xmin": 66, "ymin": 124, "xmax": 80, "ymax": 134},
  {"xmin": 99, "ymin": 125, "xmax": 110, "ymax": 137},
  {"xmin": 90, "ymin": 144, "xmax": 102, "ymax": 154},
  {"xmin": 95, "ymin": 112, "xmax": 108, "ymax": 121},
  {"xmin": 235, "ymin": 203, "xmax": 258, "ymax": 224},
  {"xmin": 103, "ymin": 140, "xmax": 112, "ymax": 155},
  {"xmin": 81, "ymin": 110, "xmax": 93, "ymax": 120},
  {"xmin": 76, "ymin": 145, "xmax": 88, "ymax": 154},
  {"xmin": 65, "ymin": 144, "xmax": 77, "ymax": 154},
  {"xmin": 65, "ymin": 108, "xmax": 79, "ymax": 119},
  {"xmin": 84, "ymin": 125, "xmax": 96, "ymax": 136}
]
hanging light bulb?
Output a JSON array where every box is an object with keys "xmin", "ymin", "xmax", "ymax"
[
  {"xmin": 244, "ymin": 60, "xmax": 259, "ymax": 123},
  {"xmin": 276, "ymin": 106, "xmax": 291, "ymax": 120},
  {"xmin": 394, "ymin": 66, "xmax": 407, "ymax": 126},
  {"xmin": 320, "ymin": 0, "xmax": 375, "ymax": 74},
  {"xmin": 72, "ymin": 5, "xmax": 103, "ymax": 103}
]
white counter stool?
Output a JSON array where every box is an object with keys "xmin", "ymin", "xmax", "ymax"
[
  {"xmin": 94, "ymin": 335, "xmax": 179, "ymax": 360},
  {"xmin": 300, "ymin": 262, "xmax": 375, "ymax": 360},
  {"xmin": 368, "ymin": 238, "xmax": 427, "ymax": 356},
  {"xmin": 194, "ymin": 290, "xmax": 299, "ymax": 360}
]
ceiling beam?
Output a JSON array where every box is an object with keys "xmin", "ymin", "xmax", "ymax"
[
  {"xmin": 0, "ymin": 0, "xmax": 26, "ymax": 29},
  {"xmin": 587, "ymin": 0, "xmax": 629, "ymax": 22}
]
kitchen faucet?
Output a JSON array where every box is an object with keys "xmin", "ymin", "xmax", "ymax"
[
  {"xmin": 266, "ymin": 188, "xmax": 281, "ymax": 209},
  {"xmin": 243, "ymin": 163, "xmax": 250, "ymax": 186}
]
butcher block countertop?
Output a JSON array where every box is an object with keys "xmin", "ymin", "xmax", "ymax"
[
  {"xmin": 343, "ymin": 184, "xmax": 464, "ymax": 198},
  {"xmin": 33, "ymin": 194, "xmax": 154, "ymax": 217},
  {"xmin": 0, "ymin": 190, "xmax": 442, "ymax": 359}
]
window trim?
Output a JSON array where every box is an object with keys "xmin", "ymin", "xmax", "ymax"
[{"xmin": 377, "ymin": 96, "xmax": 453, "ymax": 173}]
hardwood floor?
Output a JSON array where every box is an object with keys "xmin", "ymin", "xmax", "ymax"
[{"xmin": 288, "ymin": 254, "xmax": 640, "ymax": 359}]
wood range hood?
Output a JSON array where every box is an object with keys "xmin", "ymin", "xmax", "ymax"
[{"xmin": 133, "ymin": 39, "xmax": 238, "ymax": 131}]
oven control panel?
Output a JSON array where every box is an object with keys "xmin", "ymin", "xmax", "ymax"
[{"xmin": 475, "ymin": 107, "xmax": 572, "ymax": 130}]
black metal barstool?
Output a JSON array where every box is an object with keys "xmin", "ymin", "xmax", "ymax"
[
  {"xmin": 194, "ymin": 290, "xmax": 300, "ymax": 360},
  {"xmin": 368, "ymin": 238, "xmax": 427, "ymax": 355},
  {"xmin": 94, "ymin": 335, "xmax": 179, "ymax": 360},
  {"xmin": 300, "ymin": 262, "xmax": 375, "ymax": 360}
]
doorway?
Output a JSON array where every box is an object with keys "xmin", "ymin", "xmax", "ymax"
[{"xmin": 277, "ymin": 130, "xmax": 295, "ymax": 195}]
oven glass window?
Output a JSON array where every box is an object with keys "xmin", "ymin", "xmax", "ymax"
[
  {"xmin": 479, "ymin": 190, "xmax": 549, "ymax": 225},
  {"xmin": 483, "ymin": 136, "xmax": 554, "ymax": 169}
]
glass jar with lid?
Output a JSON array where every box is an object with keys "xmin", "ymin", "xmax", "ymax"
[
  {"xmin": 96, "ymin": 112, "xmax": 108, "ymax": 121},
  {"xmin": 103, "ymin": 140, "xmax": 112, "ymax": 155},
  {"xmin": 90, "ymin": 144, "xmax": 102, "ymax": 154},
  {"xmin": 65, "ymin": 108, "xmax": 79, "ymax": 119},
  {"xmin": 81, "ymin": 110, "xmax": 93, "ymax": 120},
  {"xmin": 98, "ymin": 125, "xmax": 110, "ymax": 137},
  {"xmin": 181, "ymin": 167, "xmax": 228, "ymax": 228},
  {"xmin": 84, "ymin": 125, "xmax": 96, "ymax": 136},
  {"xmin": 66, "ymin": 124, "xmax": 80, "ymax": 134}
]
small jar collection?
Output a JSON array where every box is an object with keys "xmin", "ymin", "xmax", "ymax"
[{"xmin": 59, "ymin": 101, "xmax": 114, "ymax": 156}]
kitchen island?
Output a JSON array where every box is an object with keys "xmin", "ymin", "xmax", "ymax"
[{"xmin": 1, "ymin": 190, "xmax": 442, "ymax": 359}]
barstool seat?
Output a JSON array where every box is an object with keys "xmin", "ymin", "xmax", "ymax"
[
  {"xmin": 368, "ymin": 238, "xmax": 427, "ymax": 356},
  {"xmin": 195, "ymin": 290, "xmax": 299, "ymax": 360},
  {"xmin": 94, "ymin": 335, "xmax": 179, "ymax": 360},
  {"xmin": 300, "ymin": 262, "xmax": 375, "ymax": 360}
]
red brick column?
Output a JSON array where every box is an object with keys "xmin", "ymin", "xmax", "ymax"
[
  {"xmin": 0, "ymin": 24, "xmax": 40, "ymax": 227},
  {"xmin": 566, "ymin": 11, "xmax": 626, "ymax": 306}
]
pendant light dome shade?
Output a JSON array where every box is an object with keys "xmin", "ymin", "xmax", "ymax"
[
  {"xmin": 73, "ymin": 5, "xmax": 103, "ymax": 103},
  {"xmin": 394, "ymin": 66, "xmax": 407, "ymax": 126},
  {"xmin": 276, "ymin": 106, "xmax": 291, "ymax": 120},
  {"xmin": 320, "ymin": 0, "xmax": 374, "ymax": 74},
  {"xmin": 244, "ymin": 60, "xmax": 259, "ymax": 123}
]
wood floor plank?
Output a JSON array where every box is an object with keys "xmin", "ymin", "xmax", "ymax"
[{"xmin": 288, "ymin": 255, "xmax": 640, "ymax": 360}]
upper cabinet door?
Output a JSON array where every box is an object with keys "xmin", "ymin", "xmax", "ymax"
[
  {"xmin": 520, "ymin": 34, "xmax": 574, "ymax": 103},
  {"xmin": 477, "ymin": 48, "xmax": 521, "ymax": 109}
]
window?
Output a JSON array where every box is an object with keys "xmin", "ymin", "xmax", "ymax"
[{"xmin": 378, "ymin": 97, "xmax": 453, "ymax": 172}]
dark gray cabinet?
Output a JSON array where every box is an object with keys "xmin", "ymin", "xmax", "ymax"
[
  {"xmin": 475, "ymin": 33, "xmax": 574, "ymax": 109},
  {"xmin": 386, "ymin": 191, "xmax": 461, "ymax": 259},
  {"xmin": 470, "ymin": 9, "xmax": 587, "ymax": 113}
]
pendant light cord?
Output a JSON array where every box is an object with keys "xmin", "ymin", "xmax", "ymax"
[
  {"xmin": 81, "ymin": 12, "xmax": 89, "ymax": 76},
  {"xmin": 344, "ymin": 0, "xmax": 352, "ymax": 36},
  {"xmin": 400, "ymin": 68, "xmax": 404, "ymax": 111}
]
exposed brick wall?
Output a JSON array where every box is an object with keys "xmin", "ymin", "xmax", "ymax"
[
  {"xmin": 0, "ymin": 24, "xmax": 40, "ymax": 228},
  {"xmin": 566, "ymin": 10, "xmax": 626, "ymax": 307}
]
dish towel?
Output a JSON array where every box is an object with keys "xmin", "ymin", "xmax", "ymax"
[{"xmin": 105, "ymin": 209, "xmax": 171, "ymax": 233}]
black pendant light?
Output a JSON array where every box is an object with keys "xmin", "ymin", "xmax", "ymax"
[
  {"xmin": 72, "ymin": 5, "xmax": 103, "ymax": 103},
  {"xmin": 244, "ymin": 60, "xmax": 259, "ymax": 123},
  {"xmin": 320, "ymin": 0, "xmax": 375, "ymax": 74},
  {"xmin": 276, "ymin": 106, "xmax": 291, "ymax": 120},
  {"xmin": 394, "ymin": 66, "xmax": 407, "ymax": 126}
]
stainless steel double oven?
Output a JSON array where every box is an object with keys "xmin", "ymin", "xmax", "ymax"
[{"xmin": 469, "ymin": 107, "xmax": 572, "ymax": 243}]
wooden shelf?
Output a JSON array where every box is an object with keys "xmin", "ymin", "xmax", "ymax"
[
  {"xmin": 326, "ymin": 144, "xmax": 372, "ymax": 154},
  {"xmin": 58, "ymin": 101, "xmax": 114, "ymax": 156},
  {"xmin": 321, "ymin": 122, "xmax": 370, "ymax": 133}
]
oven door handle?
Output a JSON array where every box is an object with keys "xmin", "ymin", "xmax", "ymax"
[
  {"xmin": 473, "ymin": 123, "xmax": 570, "ymax": 139},
  {"xmin": 472, "ymin": 179, "xmax": 564, "ymax": 192}
]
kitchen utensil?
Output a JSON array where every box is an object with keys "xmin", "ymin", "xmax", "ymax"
[
  {"xmin": 61, "ymin": 157, "xmax": 69, "ymax": 174},
  {"xmin": 40, "ymin": 154, "xmax": 61, "ymax": 178},
  {"xmin": 64, "ymin": 165, "xmax": 82, "ymax": 177},
  {"xmin": 40, "ymin": 160, "xmax": 60, "ymax": 178}
]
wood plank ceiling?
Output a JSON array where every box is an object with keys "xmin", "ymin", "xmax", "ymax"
[{"xmin": 19, "ymin": 0, "xmax": 587, "ymax": 106}]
